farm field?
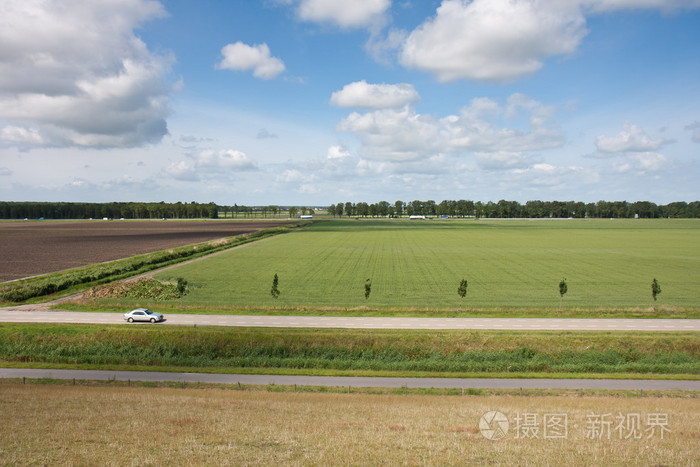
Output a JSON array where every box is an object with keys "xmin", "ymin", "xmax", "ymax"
[
  {"xmin": 1, "ymin": 383, "xmax": 697, "ymax": 465},
  {"xmin": 149, "ymin": 218, "xmax": 700, "ymax": 310},
  {"xmin": 0, "ymin": 220, "xmax": 294, "ymax": 282}
]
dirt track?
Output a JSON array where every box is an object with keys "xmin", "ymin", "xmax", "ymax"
[{"xmin": 0, "ymin": 220, "xmax": 293, "ymax": 282}]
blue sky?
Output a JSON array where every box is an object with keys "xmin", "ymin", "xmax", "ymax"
[{"xmin": 1, "ymin": 0, "xmax": 699, "ymax": 205}]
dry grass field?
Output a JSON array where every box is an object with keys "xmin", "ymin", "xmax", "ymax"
[{"xmin": 1, "ymin": 383, "xmax": 697, "ymax": 465}]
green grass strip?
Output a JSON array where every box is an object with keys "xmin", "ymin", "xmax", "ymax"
[{"xmin": 1, "ymin": 323, "xmax": 697, "ymax": 376}]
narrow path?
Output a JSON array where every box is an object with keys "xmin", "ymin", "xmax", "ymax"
[{"xmin": 1, "ymin": 368, "xmax": 697, "ymax": 390}]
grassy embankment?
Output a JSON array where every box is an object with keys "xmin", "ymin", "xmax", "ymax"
[
  {"xmin": 1, "ymin": 324, "xmax": 697, "ymax": 379},
  {"xmin": 68, "ymin": 217, "xmax": 700, "ymax": 316},
  {"xmin": 1, "ymin": 384, "xmax": 697, "ymax": 465},
  {"xmin": 0, "ymin": 225, "xmax": 293, "ymax": 304}
]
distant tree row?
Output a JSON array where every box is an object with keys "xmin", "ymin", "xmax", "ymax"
[
  {"xmin": 0, "ymin": 201, "xmax": 218, "ymax": 220},
  {"xmin": 327, "ymin": 200, "xmax": 700, "ymax": 219},
  {"xmin": 0, "ymin": 201, "xmax": 321, "ymax": 220},
  {"xmin": 218, "ymin": 205, "xmax": 314, "ymax": 218}
]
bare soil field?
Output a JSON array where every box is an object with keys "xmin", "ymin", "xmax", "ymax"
[{"xmin": 0, "ymin": 220, "xmax": 292, "ymax": 282}]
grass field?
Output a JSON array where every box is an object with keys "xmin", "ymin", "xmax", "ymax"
[
  {"xmin": 2, "ymin": 324, "xmax": 697, "ymax": 377},
  {"xmin": 1, "ymin": 383, "xmax": 697, "ymax": 465},
  {"xmin": 141, "ymin": 218, "xmax": 700, "ymax": 310}
]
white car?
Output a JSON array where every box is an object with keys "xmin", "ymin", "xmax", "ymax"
[{"xmin": 123, "ymin": 308, "xmax": 164, "ymax": 323}]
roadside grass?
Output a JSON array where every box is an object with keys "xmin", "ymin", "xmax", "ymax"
[
  {"xmin": 136, "ymin": 218, "xmax": 699, "ymax": 311},
  {"xmin": 58, "ymin": 301, "xmax": 700, "ymax": 319},
  {"xmin": 1, "ymin": 324, "xmax": 697, "ymax": 377},
  {"xmin": 1, "ymin": 383, "xmax": 697, "ymax": 465},
  {"xmin": 0, "ymin": 226, "xmax": 293, "ymax": 304}
]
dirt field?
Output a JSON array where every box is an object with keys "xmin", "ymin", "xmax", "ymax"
[{"xmin": 0, "ymin": 220, "xmax": 292, "ymax": 282}]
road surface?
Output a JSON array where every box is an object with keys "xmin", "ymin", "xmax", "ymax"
[
  {"xmin": 1, "ymin": 309, "xmax": 699, "ymax": 331},
  {"xmin": 1, "ymin": 368, "xmax": 697, "ymax": 390}
]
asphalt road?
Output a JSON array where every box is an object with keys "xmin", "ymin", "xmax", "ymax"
[
  {"xmin": 1, "ymin": 368, "xmax": 697, "ymax": 390},
  {"xmin": 1, "ymin": 309, "xmax": 699, "ymax": 331}
]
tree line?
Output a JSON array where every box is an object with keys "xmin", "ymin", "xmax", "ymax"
[
  {"xmin": 0, "ymin": 201, "xmax": 219, "ymax": 220},
  {"xmin": 328, "ymin": 199, "xmax": 700, "ymax": 219},
  {"xmin": 0, "ymin": 201, "xmax": 318, "ymax": 220},
  {"xmin": 2, "ymin": 199, "xmax": 699, "ymax": 220}
]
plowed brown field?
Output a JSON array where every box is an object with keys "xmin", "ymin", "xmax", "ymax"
[{"xmin": 0, "ymin": 220, "xmax": 291, "ymax": 282}]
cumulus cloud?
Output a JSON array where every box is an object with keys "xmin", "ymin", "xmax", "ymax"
[
  {"xmin": 613, "ymin": 152, "xmax": 668, "ymax": 174},
  {"xmin": 327, "ymin": 145, "xmax": 351, "ymax": 159},
  {"xmin": 295, "ymin": 0, "xmax": 390, "ymax": 28},
  {"xmin": 0, "ymin": 0, "xmax": 172, "ymax": 148},
  {"xmin": 217, "ymin": 42, "xmax": 285, "ymax": 80},
  {"xmin": 165, "ymin": 149, "xmax": 257, "ymax": 182},
  {"xmin": 337, "ymin": 93, "xmax": 564, "ymax": 163},
  {"xmin": 474, "ymin": 151, "xmax": 531, "ymax": 171},
  {"xmin": 397, "ymin": 0, "xmax": 700, "ymax": 83},
  {"xmin": 337, "ymin": 106, "xmax": 443, "ymax": 161},
  {"xmin": 685, "ymin": 121, "xmax": 700, "ymax": 143},
  {"xmin": 195, "ymin": 149, "xmax": 257, "ymax": 170},
  {"xmin": 330, "ymin": 81, "xmax": 419, "ymax": 109},
  {"xmin": 165, "ymin": 161, "xmax": 198, "ymax": 181},
  {"xmin": 0, "ymin": 167, "xmax": 13, "ymax": 176},
  {"xmin": 400, "ymin": 0, "xmax": 587, "ymax": 82},
  {"xmin": 595, "ymin": 123, "xmax": 664, "ymax": 153}
]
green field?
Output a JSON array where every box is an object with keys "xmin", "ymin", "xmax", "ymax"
[{"xmin": 148, "ymin": 218, "xmax": 699, "ymax": 310}]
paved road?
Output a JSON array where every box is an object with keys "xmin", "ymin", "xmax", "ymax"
[
  {"xmin": 1, "ymin": 368, "xmax": 697, "ymax": 390},
  {"xmin": 1, "ymin": 309, "xmax": 699, "ymax": 331}
]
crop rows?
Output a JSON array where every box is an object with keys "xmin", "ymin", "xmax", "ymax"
[{"xmin": 153, "ymin": 219, "xmax": 700, "ymax": 309}]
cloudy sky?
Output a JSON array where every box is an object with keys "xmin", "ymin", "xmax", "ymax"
[{"xmin": 1, "ymin": 0, "xmax": 699, "ymax": 205}]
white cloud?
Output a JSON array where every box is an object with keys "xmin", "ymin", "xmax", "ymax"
[
  {"xmin": 327, "ymin": 145, "xmax": 351, "ymax": 159},
  {"xmin": 296, "ymin": 0, "xmax": 390, "ymax": 28},
  {"xmin": 165, "ymin": 149, "xmax": 256, "ymax": 182},
  {"xmin": 624, "ymin": 152, "xmax": 668, "ymax": 172},
  {"xmin": 337, "ymin": 106, "xmax": 442, "ymax": 161},
  {"xmin": 330, "ymin": 81, "xmax": 419, "ymax": 109},
  {"xmin": 0, "ymin": 167, "xmax": 13, "ymax": 176},
  {"xmin": 165, "ymin": 161, "xmax": 198, "ymax": 181},
  {"xmin": 475, "ymin": 151, "xmax": 530, "ymax": 171},
  {"xmin": 336, "ymin": 93, "xmax": 564, "ymax": 162},
  {"xmin": 195, "ymin": 149, "xmax": 257, "ymax": 170},
  {"xmin": 217, "ymin": 42, "xmax": 285, "ymax": 80},
  {"xmin": 0, "ymin": 0, "xmax": 171, "ymax": 148},
  {"xmin": 0, "ymin": 126, "xmax": 45, "ymax": 145},
  {"xmin": 595, "ymin": 123, "xmax": 664, "ymax": 153},
  {"xmin": 276, "ymin": 169, "xmax": 306, "ymax": 183},
  {"xmin": 442, "ymin": 95, "xmax": 564, "ymax": 153},
  {"xmin": 400, "ymin": 0, "xmax": 587, "ymax": 82}
]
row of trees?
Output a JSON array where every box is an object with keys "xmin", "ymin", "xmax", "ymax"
[
  {"xmin": 328, "ymin": 200, "xmax": 700, "ymax": 219},
  {"xmin": 0, "ymin": 201, "xmax": 219, "ymax": 220},
  {"xmin": 218, "ymin": 205, "xmax": 314, "ymax": 218},
  {"xmin": 2, "ymin": 199, "xmax": 699, "ymax": 220}
]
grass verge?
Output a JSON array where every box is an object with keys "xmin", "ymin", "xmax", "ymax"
[
  {"xmin": 1, "ymin": 324, "xmax": 697, "ymax": 377},
  {"xmin": 55, "ymin": 301, "xmax": 700, "ymax": 318}
]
